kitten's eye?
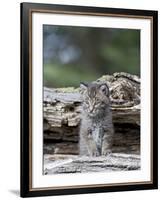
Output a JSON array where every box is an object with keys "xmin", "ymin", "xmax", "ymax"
[
  {"xmin": 84, "ymin": 95, "xmax": 89, "ymax": 100},
  {"xmin": 95, "ymin": 101, "xmax": 105, "ymax": 108},
  {"xmin": 84, "ymin": 102, "xmax": 89, "ymax": 108},
  {"xmin": 94, "ymin": 104, "xmax": 99, "ymax": 108},
  {"xmin": 96, "ymin": 99, "xmax": 101, "ymax": 104},
  {"xmin": 101, "ymin": 103, "xmax": 105, "ymax": 107}
]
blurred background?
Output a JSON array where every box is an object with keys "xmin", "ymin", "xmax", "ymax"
[{"xmin": 43, "ymin": 25, "xmax": 140, "ymax": 88}]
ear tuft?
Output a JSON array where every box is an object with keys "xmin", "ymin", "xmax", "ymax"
[
  {"xmin": 99, "ymin": 83, "xmax": 109, "ymax": 96},
  {"xmin": 80, "ymin": 82, "xmax": 88, "ymax": 90}
]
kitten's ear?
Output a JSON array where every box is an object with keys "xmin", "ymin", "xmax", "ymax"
[
  {"xmin": 99, "ymin": 83, "xmax": 109, "ymax": 96},
  {"xmin": 80, "ymin": 82, "xmax": 88, "ymax": 90}
]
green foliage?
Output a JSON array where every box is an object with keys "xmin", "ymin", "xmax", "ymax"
[
  {"xmin": 44, "ymin": 64, "xmax": 99, "ymax": 88},
  {"xmin": 101, "ymin": 29, "xmax": 140, "ymax": 75}
]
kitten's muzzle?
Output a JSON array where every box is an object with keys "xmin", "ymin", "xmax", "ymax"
[{"xmin": 88, "ymin": 105, "xmax": 94, "ymax": 113}]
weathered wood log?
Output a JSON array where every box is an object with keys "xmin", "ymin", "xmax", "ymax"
[
  {"xmin": 43, "ymin": 124, "xmax": 140, "ymax": 155},
  {"xmin": 44, "ymin": 153, "xmax": 140, "ymax": 174},
  {"xmin": 43, "ymin": 73, "xmax": 140, "ymax": 155}
]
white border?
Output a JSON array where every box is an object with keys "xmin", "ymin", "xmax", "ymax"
[{"xmin": 32, "ymin": 12, "xmax": 151, "ymax": 188}]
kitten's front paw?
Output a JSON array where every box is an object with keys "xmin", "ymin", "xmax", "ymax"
[
  {"xmin": 102, "ymin": 149, "xmax": 112, "ymax": 156},
  {"xmin": 91, "ymin": 151, "xmax": 100, "ymax": 157}
]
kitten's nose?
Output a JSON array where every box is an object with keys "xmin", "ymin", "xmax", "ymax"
[{"xmin": 89, "ymin": 106, "xmax": 94, "ymax": 112}]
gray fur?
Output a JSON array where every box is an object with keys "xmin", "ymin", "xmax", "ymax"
[{"xmin": 79, "ymin": 82, "xmax": 114, "ymax": 156}]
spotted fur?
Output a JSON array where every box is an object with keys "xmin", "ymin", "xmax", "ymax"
[{"xmin": 79, "ymin": 82, "xmax": 114, "ymax": 156}]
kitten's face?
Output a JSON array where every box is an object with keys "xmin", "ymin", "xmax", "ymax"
[{"xmin": 80, "ymin": 82, "xmax": 110, "ymax": 116}]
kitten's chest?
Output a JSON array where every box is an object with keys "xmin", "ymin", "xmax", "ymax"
[
  {"xmin": 82, "ymin": 114, "xmax": 105, "ymax": 130},
  {"xmin": 91, "ymin": 120, "xmax": 103, "ymax": 131}
]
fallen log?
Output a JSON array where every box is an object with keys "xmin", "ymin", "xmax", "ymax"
[
  {"xmin": 44, "ymin": 153, "xmax": 140, "ymax": 174},
  {"xmin": 43, "ymin": 73, "xmax": 140, "ymax": 155}
]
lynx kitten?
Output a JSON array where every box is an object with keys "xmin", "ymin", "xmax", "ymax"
[{"xmin": 79, "ymin": 82, "xmax": 114, "ymax": 156}]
